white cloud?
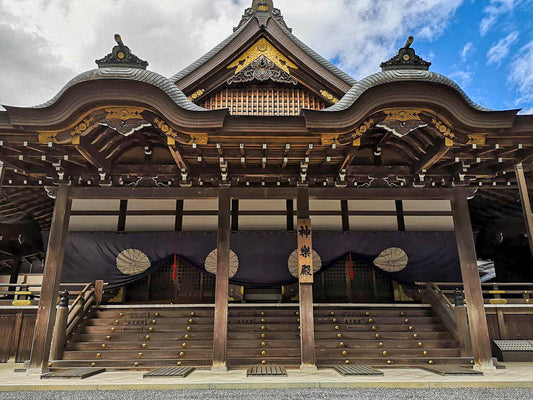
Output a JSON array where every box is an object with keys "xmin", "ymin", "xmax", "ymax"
[
  {"xmin": 0, "ymin": 0, "xmax": 464, "ymax": 106},
  {"xmin": 486, "ymin": 31, "xmax": 519, "ymax": 66},
  {"xmin": 461, "ymin": 42, "xmax": 474, "ymax": 62},
  {"xmin": 480, "ymin": 0, "xmax": 517, "ymax": 36},
  {"xmin": 449, "ymin": 70, "xmax": 473, "ymax": 87},
  {"xmin": 509, "ymin": 40, "xmax": 533, "ymax": 110}
]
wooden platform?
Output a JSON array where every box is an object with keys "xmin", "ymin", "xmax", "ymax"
[
  {"xmin": 419, "ymin": 365, "xmax": 483, "ymax": 376},
  {"xmin": 246, "ymin": 365, "xmax": 287, "ymax": 377},
  {"xmin": 334, "ymin": 365, "xmax": 384, "ymax": 376},
  {"xmin": 41, "ymin": 368, "xmax": 105, "ymax": 379},
  {"xmin": 143, "ymin": 367, "xmax": 194, "ymax": 378}
]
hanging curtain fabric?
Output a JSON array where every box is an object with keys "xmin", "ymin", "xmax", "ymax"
[
  {"xmin": 172, "ymin": 254, "xmax": 177, "ymax": 281},
  {"xmin": 348, "ymin": 253, "xmax": 355, "ymax": 280}
]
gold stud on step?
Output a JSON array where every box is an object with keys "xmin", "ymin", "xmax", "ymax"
[
  {"xmin": 332, "ymin": 318, "xmax": 337, "ymax": 323},
  {"xmin": 190, "ymin": 312, "xmax": 196, "ymax": 317},
  {"xmin": 101, "ymin": 344, "xmax": 106, "ymax": 349},
  {"xmin": 400, "ymin": 312, "xmax": 405, "ymax": 317},
  {"xmin": 177, "ymin": 362, "xmax": 182, "ymax": 366},
  {"xmin": 48, "ymin": 362, "xmax": 53, "ymax": 368},
  {"xmin": 261, "ymin": 333, "xmax": 266, "ymax": 338},
  {"xmin": 134, "ymin": 362, "xmax": 139, "ymax": 367},
  {"xmin": 261, "ymin": 342, "xmax": 266, "ymax": 347},
  {"xmin": 261, "ymin": 350, "xmax": 266, "ymax": 356},
  {"xmin": 296, "ymin": 311, "xmax": 299, "ymax": 316},
  {"xmin": 184, "ymin": 335, "xmax": 189, "ymax": 340},
  {"xmin": 387, "ymin": 360, "xmax": 393, "ymax": 365},
  {"xmin": 96, "ymin": 353, "xmax": 101, "ymax": 358},
  {"xmin": 182, "ymin": 343, "xmax": 187, "ymax": 348},
  {"xmin": 261, "ymin": 360, "xmax": 266, "ymax": 365},
  {"xmin": 260, "ymin": 312, "xmax": 265, "ymax": 316},
  {"xmin": 186, "ymin": 326, "xmax": 191, "ymax": 331},
  {"xmin": 330, "ymin": 312, "xmax": 335, "ymax": 316},
  {"xmin": 375, "ymin": 334, "xmax": 381, "ymax": 339},
  {"xmin": 261, "ymin": 326, "xmax": 266, "ymax": 330},
  {"xmin": 119, "ymin": 312, "xmax": 124, "ymax": 317},
  {"xmin": 260, "ymin": 318, "xmax": 266, "ymax": 323},
  {"xmin": 337, "ymin": 333, "xmax": 342, "ymax": 339},
  {"xmin": 382, "ymin": 351, "xmax": 388, "ymax": 357},
  {"xmin": 334, "ymin": 325, "xmax": 340, "ymax": 330},
  {"xmin": 404, "ymin": 319, "xmax": 409, "ymax": 323},
  {"xmin": 428, "ymin": 360, "xmax": 434, "ymax": 364},
  {"xmin": 188, "ymin": 319, "xmax": 194, "ymax": 324},
  {"xmin": 368, "ymin": 318, "xmax": 374, "ymax": 323},
  {"xmin": 149, "ymin": 327, "xmax": 154, "ymax": 332},
  {"xmin": 345, "ymin": 360, "xmax": 350, "ymax": 364},
  {"xmin": 152, "ymin": 320, "xmax": 157, "ymax": 325},
  {"xmin": 408, "ymin": 326, "xmax": 414, "ymax": 331},
  {"xmin": 296, "ymin": 318, "xmax": 300, "ymax": 323},
  {"xmin": 418, "ymin": 342, "xmax": 423, "ymax": 348},
  {"xmin": 371, "ymin": 326, "xmax": 377, "ymax": 331},
  {"xmin": 470, "ymin": 360, "xmax": 475, "ymax": 364},
  {"xmin": 145, "ymin": 335, "xmax": 150, "ymax": 340},
  {"xmin": 105, "ymin": 336, "xmax": 111, "ymax": 341},
  {"xmin": 111, "ymin": 327, "xmax": 116, "ymax": 332},
  {"xmin": 423, "ymin": 351, "xmax": 428, "ymax": 356},
  {"xmin": 413, "ymin": 333, "xmax": 418, "ymax": 339},
  {"xmin": 138, "ymin": 352, "xmax": 143, "ymax": 358},
  {"xmin": 154, "ymin": 312, "xmax": 160, "ymax": 317},
  {"xmin": 378, "ymin": 342, "xmax": 384, "ymax": 347},
  {"xmin": 179, "ymin": 352, "xmax": 184, "ymax": 357},
  {"xmin": 339, "ymin": 342, "xmax": 345, "ymax": 347},
  {"xmin": 342, "ymin": 351, "xmax": 347, "ymax": 356},
  {"xmin": 90, "ymin": 363, "xmax": 96, "ymax": 367},
  {"xmin": 114, "ymin": 320, "xmax": 119, "ymax": 325},
  {"xmin": 365, "ymin": 312, "xmax": 370, "ymax": 316},
  {"xmin": 141, "ymin": 343, "xmax": 147, "ymax": 349}
]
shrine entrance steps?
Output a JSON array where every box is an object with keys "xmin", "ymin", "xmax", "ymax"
[{"xmin": 48, "ymin": 303, "xmax": 472, "ymax": 370}]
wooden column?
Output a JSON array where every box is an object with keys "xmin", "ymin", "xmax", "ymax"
[
  {"xmin": 50, "ymin": 290, "xmax": 69, "ymax": 361},
  {"xmin": 28, "ymin": 185, "xmax": 71, "ymax": 374},
  {"xmin": 297, "ymin": 187, "xmax": 316, "ymax": 371},
  {"xmin": 8, "ymin": 258, "xmax": 21, "ymax": 300},
  {"xmin": 515, "ymin": 163, "xmax": 533, "ymax": 256},
  {"xmin": 451, "ymin": 188, "xmax": 494, "ymax": 369},
  {"xmin": 212, "ymin": 187, "xmax": 230, "ymax": 371}
]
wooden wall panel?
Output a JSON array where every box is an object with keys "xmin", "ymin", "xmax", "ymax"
[
  {"xmin": 182, "ymin": 216, "xmax": 218, "ymax": 231},
  {"xmin": 348, "ymin": 200, "xmax": 396, "ymax": 211},
  {"xmin": 127, "ymin": 199, "xmax": 176, "ymax": 210},
  {"xmin": 239, "ymin": 216, "xmax": 287, "ymax": 230},
  {"xmin": 0, "ymin": 316, "xmax": 15, "ymax": 362},
  {"xmin": 349, "ymin": 216, "xmax": 398, "ymax": 231},
  {"xmin": 15, "ymin": 314, "xmax": 36, "ymax": 363},
  {"xmin": 183, "ymin": 199, "xmax": 218, "ymax": 211},
  {"xmin": 404, "ymin": 216, "xmax": 454, "ymax": 231},
  {"xmin": 125, "ymin": 216, "xmax": 175, "ymax": 231},
  {"xmin": 239, "ymin": 199, "xmax": 286, "ymax": 211},
  {"xmin": 71, "ymin": 199, "xmax": 120, "ymax": 211},
  {"xmin": 69, "ymin": 216, "xmax": 118, "ymax": 231}
]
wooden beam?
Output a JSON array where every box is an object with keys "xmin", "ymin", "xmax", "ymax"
[
  {"xmin": 212, "ymin": 187, "xmax": 231, "ymax": 371},
  {"xmin": 28, "ymin": 185, "xmax": 71, "ymax": 374},
  {"xmin": 451, "ymin": 188, "xmax": 494, "ymax": 370},
  {"xmin": 0, "ymin": 160, "xmax": 4, "ymax": 189},
  {"xmin": 339, "ymin": 146, "xmax": 359, "ymax": 171},
  {"xmin": 175, "ymin": 199, "xmax": 184, "ymax": 232},
  {"xmin": 75, "ymin": 136, "xmax": 111, "ymax": 172},
  {"xmin": 286, "ymin": 199, "xmax": 294, "ymax": 231},
  {"xmin": 395, "ymin": 200, "xmax": 405, "ymax": 231},
  {"xmin": 297, "ymin": 187, "xmax": 316, "ymax": 371},
  {"xmin": 168, "ymin": 144, "xmax": 189, "ymax": 171},
  {"xmin": 515, "ymin": 163, "xmax": 533, "ymax": 256},
  {"xmin": 341, "ymin": 200, "xmax": 349, "ymax": 231},
  {"xmin": 231, "ymin": 199, "xmax": 239, "ymax": 232},
  {"xmin": 117, "ymin": 200, "xmax": 127, "ymax": 232},
  {"xmin": 413, "ymin": 144, "xmax": 450, "ymax": 175}
]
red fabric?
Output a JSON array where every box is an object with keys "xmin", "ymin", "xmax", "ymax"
[
  {"xmin": 172, "ymin": 254, "xmax": 177, "ymax": 280},
  {"xmin": 348, "ymin": 253, "xmax": 354, "ymax": 280}
]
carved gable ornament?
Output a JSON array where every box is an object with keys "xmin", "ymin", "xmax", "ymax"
[
  {"xmin": 376, "ymin": 109, "xmax": 428, "ymax": 137},
  {"xmin": 227, "ymin": 38, "xmax": 298, "ymax": 85}
]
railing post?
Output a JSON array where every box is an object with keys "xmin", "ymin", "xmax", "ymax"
[
  {"xmin": 94, "ymin": 280, "xmax": 104, "ymax": 304},
  {"xmin": 453, "ymin": 288, "xmax": 472, "ymax": 357},
  {"xmin": 50, "ymin": 290, "xmax": 69, "ymax": 362}
]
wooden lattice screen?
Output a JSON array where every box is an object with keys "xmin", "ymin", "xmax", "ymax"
[{"xmin": 199, "ymin": 84, "xmax": 328, "ymax": 116}]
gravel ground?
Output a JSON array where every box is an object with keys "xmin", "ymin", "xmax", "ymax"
[{"xmin": 0, "ymin": 389, "xmax": 531, "ymax": 400}]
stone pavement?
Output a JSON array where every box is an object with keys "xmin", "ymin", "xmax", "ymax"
[{"xmin": 0, "ymin": 362, "xmax": 532, "ymax": 391}]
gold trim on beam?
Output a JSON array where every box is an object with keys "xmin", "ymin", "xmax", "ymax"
[
  {"xmin": 104, "ymin": 107, "xmax": 145, "ymax": 120},
  {"xmin": 467, "ymin": 134, "xmax": 486, "ymax": 146},
  {"xmin": 382, "ymin": 109, "xmax": 422, "ymax": 121},
  {"xmin": 320, "ymin": 134, "xmax": 339, "ymax": 146},
  {"xmin": 188, "ymin": 133, "xmax": 208, "ymax": 145},
  {"xmin": 227, "ymin": 38, "xmax": 297, "ymax": 74},
  {"xmin": 320, "ymin": 90, "xmax": 339, "ymax": 104},
  {"xmin": 188, "ymin": 89, "xmax": 205, "ymax": 102},
  {"xmin": 351, "ymin": 118, "xmax": 374, "ymax": 145}
]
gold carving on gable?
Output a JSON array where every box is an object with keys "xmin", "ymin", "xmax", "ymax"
[
  {"xmin": 188, "ymin": 133, "xmax": 208, "ymax": 145},
  {"xmin": 104, "ymin": 107, "xmax": 144, "ymax": 120},
  {"xmin": 68, "ymin": 116, "xmax": 95, "ymax": 138},
  {"xmin": 431, "ymin": 118, "xmax": 456, "ymax": 146},
  {"xmin": 153, "ymin": 117, "xmax": 178, "ymax": 138},
  {"xmin": 320, "ymin": 134, "xmax": 339, "ymax": 146},
  {"xmin": 351, "ymin": 119, "xmax": 374, "ymax": 146},
  {"xmin": 467, "ymin": 134, "xmax": 486, "ymax": 146},
  {"xmin": 153, "ymin": 117, "xmax": 208, "ymax": 145},
  {"xmin": 383, "ymin": 109, "xmax": 422, "ymax": 122},
  {"xmin": 38, "ymin": 133, "xmax": 57, "ymax": 144},
  {"xmin": 188, "ymin": 89, "xmax": 205, "ymax": 102},
  {"xmin": 228, "ymin": 38, "xmax": 297, "ymax": 74},
  {"xmin": 320, "ymin": 90, "xmax": 339, "ymax": 104}
]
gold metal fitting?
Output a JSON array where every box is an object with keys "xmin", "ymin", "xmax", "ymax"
[
  {"xmin": 149, "ymin": 327, "xmax": 154, "ymax": 332},
  {"xmin": 526, "ymin": 299, "xmax": 531, "ymax": 304},
  {"xmin": 423, "ymin": 351, "xmax": 428, "ymax": 356},
  {"xmin": 260, "ymin": 312, "xmax": 265, "ymax": 316},
  {"xmin": 296, "ymin": 318, "xmax": 300, "ymax": 323},
  {"xmin": 387, "ymin": 360, "xmax": 393, "ymax": 365},
  {"xmin": 111, "ymin": 327, "xmax": 116, "ymax": 332},
  {"xmin": 298, "ymin": 326, "xmax": 301, "ymax": 330},
  {"xmin": 365, "ymin": 312, "xmax": 370, "ymax": 316},
  {"xmin": 339, "ymin": 342, "xmax": 345, "ymax": 347},
  {"xmin": 382, "ymin": 351, "xmax": 388, "ymax": 356},
  {"xmin": 428, "ymin": 360, "xmax": 434, "ymax": 364},
  {"xmin": 177, "ymin": 361, "xmax": 182, "ymax": 366},
  {"xmin": 378, "ymin": 342, "xmax": 384, "ymax": 347},
  {"xmin": 141, "ymin": 343, "xmax": 147, "ymax": 349},
  {"xmin": 404, "ymin": 319, "xmax": 409, "ymax": 323},
  {"xmin": 182, "ymin": 343, "xmax": 187, "ymax": 348},
  {"xmin": 260, "ymin": 318, "xmax": 266, "ymax": 323},
  {"xmin": 375, "ymin": 334, "xmax": 381, "ymax": 339},
  {"xmin": 334, "ymin": 325, "xmax": 340, "ymax": 330},
  {"xmin": 296, "ymin": 311, "xmax": 299, "ymax": 316},
  {"xmin": 261, "ymin": 326, "xmax": 266, "ymax": 330},
  {"xmin": 145, "ymin": 335, "xmax": 150, "ymax": 340},
  {"xmin": 105, "ymin": 335, "xmax": 111, "ymax": 341},
  {"xmin": 47, "ymin": 362, "xmax": 53, "ymax": 368},
  {"xmin": 101, "ymin": 344, "xmax": 106, "ymax": 349},
  {"xmin": 184, "ymin": 335, "xmax": 189, "ymax": 340},
  {"xmin": 332, "ymin": 318, "xmax": 337, "ymax": 323},
  {"xmin": 134, "ymin": 362, "xmax": 139, "ymax": 367},
  {"xmin": 137, "ymin": 352, "xmax": 143, "ymax": 358},
  {"xmin": 342, "ymin": 350, "xmax": 347, "ymax": 356},
  {"xmin": 90, "ymin": 362, "xmax": 96, "ymax": 367},
  {"xmin": 96, "ymin": 353, "xmax": 101, "ymax": 358},
  {"xmin": 330, "ymin": 312, "xmax": 335, "ymax": 316},
  {"xmin": 261, "ymin": 342, "xmax": 266, "ymax": 347},
  {"xmin": 190, "ymin": 312, "xmax": 196, "ymax": 317},
  {"xmin": 261, "ymin": 333, "xmax": 266, "ymax": 338},
  {"xmin": 114, "ymin": 320, "xmax": 119, "ymax": 325},
  {"xmin": 368, "ymin": 318, "xmax": 374, "ymax": 323},
  {"xmin": 413, "ymin": 333, "xmax": 418, "ymax": 339},
  {"xmin": 155, "ymin": 312, "xmax": 160, "ymax": 317},
  {"xmin": 408, "ymin": 326, "xmax": 414, "ymax": 331},
  {"xmin": 152, "ymin": 319, "xmax": 157, "ymax": 325},
  {"xmin": 188, "ymin": 319, "xmax": 194, "ymax": 324},
  {"xmin": 371, "ymin": 326, "xmax": 377, "ymax": 331},
  {"xmin": 186, "ymin": 326, "xmax": 191, "ymax": 331},
  {"xmin": 345, "ymin": 360, "xmax": 350, "ymax": 364},
  {"xmin": 179, "ymin": 352, "xmax": 184, "ymax": 357},
  {"xmin": 119, "ymin": 312, "xmax": 124, "ymax": 317},
  {"xmin": 261, "ymin": 360, "xmax": 266, "ymax": 365},
  {"xmin": 337, "ymin": 334, "xmax": 342, "ymax": 339},
  {"xmin": 261, "ymin": 350, "xmax": 266, "ymax": 356},
  {"xmin": 470, "ymin": 360, "xmax": 475, "ymax": 364},
  {"xmin": 418, "ymin": 342, "xmax": 423, "ymax": 347},
  {"xmin": 400, "ymin": 312, "xmax": 405, "ymax": 317}
]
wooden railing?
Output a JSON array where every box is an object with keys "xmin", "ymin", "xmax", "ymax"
[
  {"xmin": 419, "ymin": 282, "xmax": 533, "ymax": 305},
  {"xmin": 0, "ymin": 283, "xmax": 96, "ymax": 306}
]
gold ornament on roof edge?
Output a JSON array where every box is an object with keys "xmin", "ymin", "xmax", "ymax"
[{"xmin": 228, "ymin": 38, "xmax": 297, "ymax": 74}]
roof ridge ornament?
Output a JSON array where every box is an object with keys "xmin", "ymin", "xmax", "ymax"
[
  {"xmin": 380, "ymin": 36, "xmax": 431, "ymax": 71},
  {"xmin": 234, "ymin": 0, "xmax": 292, "ymax": 32},
  {"xmin": 95, "ymin": 34, "xmax": 149, "ymax": 70}
]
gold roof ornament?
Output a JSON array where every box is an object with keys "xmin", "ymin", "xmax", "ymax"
[{"xmin": 228, "ymin": 38, "xmax": 297, "ymax": 74}]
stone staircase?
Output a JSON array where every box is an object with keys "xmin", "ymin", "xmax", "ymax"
[{"xmin": 49, "ymin": 304, "xmax": 472, "ymax": 370}]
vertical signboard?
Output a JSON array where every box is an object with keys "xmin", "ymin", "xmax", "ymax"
[{"xmin": 297, "ymin": 218, "xmax": 313, "ymax": 283}]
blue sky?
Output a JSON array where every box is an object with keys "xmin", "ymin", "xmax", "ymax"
[{"xmin": 0, "ymin": 0, "xmax": 532, "ymax": 114}]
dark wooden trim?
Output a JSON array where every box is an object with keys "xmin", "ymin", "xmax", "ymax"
[
  {"xmin": 117, "ymin": 200, "xmax": 127, "ymax": 232},
  {"xmin": 68, "ymin": 186, "xmax": 473, "ymax": 200},
  {"xmin": 451, "ymin": 188, "xmax": 493, "ymax": 368},
  {"xmin": 175, "ymin": 200, "xmax": 184, "ymax": 232},
  {"xmin": 28, "ymin": 185, "xmax": 71, "ymax": 373},
  {"xmin": 297, "ymin": 187, "xmax": 316, "ymax": 369},
  {"xmin": 212, "ymin": 188, "xmax": 230, "ymax": 370},
  {"xmin": 515, "ymin": 163, "xmax": 533, "ymax": 256},
  {"xmin": 395, "ymin": 200, "xmax": 405, "ymax": 231},
  {"xmin": 8, "ymin": 258, "xmax": 21, "ymax": 300},
  {"xmin": 341, "ymin": 200, "xmax": 349, "ymax": 231},
  {"xmin": 231, "ymin": 199, "xmax": 239, "ymax": 232},
  {"xmin": 286, "ymin": 199, "xmax": 294, "ymax": 231}
]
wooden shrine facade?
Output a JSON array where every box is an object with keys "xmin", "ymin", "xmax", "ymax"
[{"xmin": 0, "ymin": 0, "xmax": 532, "ymax": 374}]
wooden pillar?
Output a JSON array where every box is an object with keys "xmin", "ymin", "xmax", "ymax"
[
  {"xmin": 297, "ymin": 187, "xmax": 316, "ymax": 371},
  {"xmin": 515, "ymin": 163, "xmax": 533, "ymax": 256},
  {"xmin": 212, "ymin": 188, "xmax": 230, "ymax": 371},
  {"xmin": 28, "ymin": 185, "xmax": 71, "ymax": 374},
  {"xmin": 8, "ymin": 258, "xmax": 21, "ymax": 300},
  {"xmin": 451, "ymin": 188, "xmax": 494, "ymax": 370},
  {"xmin": 50, "ymin": 290, "xmax": 69, "ymax": 361}
]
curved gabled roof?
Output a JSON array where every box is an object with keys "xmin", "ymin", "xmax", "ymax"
[
  {"xmin": 325, "ymin": 69, "xmax": 490, "ymax": 113},
  {"xmin": 29, "ymin": 67, "xmax": 207, "ymax": 112}
]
